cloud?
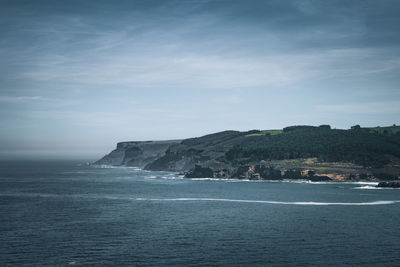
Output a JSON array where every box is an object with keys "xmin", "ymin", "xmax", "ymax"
[
  {"xmin": 0, "ymin": 96, "xmax": 42, "ymax": 102},
  {"xmin": 0, "ymin": 95, "xmax": 82, "ymax": 109},
  {"xmin": 316, "ymin": 101, "xmax": 400, "ymax": 115},
  {"xmin": 5, "ymin": 0, "xmax": 400, "ymax": 91},
  {"xmin": 1, "ymin": 0, "xmax": 400, "ymax": 158},
  {"xmin": 18, "ymin": 46, "xmax": 400, "ymax": 91}
]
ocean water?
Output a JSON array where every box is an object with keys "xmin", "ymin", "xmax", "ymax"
[{"xmin": 0, "ymin": 161, "xmax": 399, "ymax": 266}]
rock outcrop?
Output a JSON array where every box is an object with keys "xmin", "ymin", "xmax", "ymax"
[
  {"xmin": 94, "ymin": 140, "xmax": 182, "ymax": 168},
  {"xmin": 144, "ymin": 130, "xmax": 250, "ymax": 172},
  {"xmin": 94, "ymin": 125, "xmax": 400, "ymax": 180},
  {"xmin": 376, "ymin": 181, "xmax": 400, "ymax": 188}
]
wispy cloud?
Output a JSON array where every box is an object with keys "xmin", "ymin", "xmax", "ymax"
[
  {"xmin": 0, "ymin": 95, "xmax": 80, "ymax": 108},
  {"xmin": 0, "ymin": 96, "xmax": 42, "ymax": 102},
  {"xmin": 316, "ymin": 101, "xmax": 400, "ymax": 115},
  {"xmin": 4, "ymin": 1, "xmax": 400, "ymax": 91},
  {"xmin": 1, "ymin": 0, "xmax": 400, "ymax": 158},
  {"xmin": 19, "ymin": 47, "xmax": 400, "ymax": 90}
]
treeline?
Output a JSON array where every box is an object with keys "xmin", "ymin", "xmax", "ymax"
[
  {"xmin": 185, "ymin": 164, "xmax": 332, "ymax": 181},
  {"xmin": 226, "ymin": 126, "xmax": 400, "ymax": 168}
]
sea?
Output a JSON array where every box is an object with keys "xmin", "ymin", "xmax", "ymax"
[{"xmin": 0, "ymin": 160, "xmax": 399, "ymax": 266}]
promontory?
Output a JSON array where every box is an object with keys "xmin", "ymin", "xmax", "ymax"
[{"xmin": 94, "ymin": 125, "xmax": 400, "ymax": 182}]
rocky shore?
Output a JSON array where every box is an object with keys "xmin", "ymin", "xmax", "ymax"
[
  {"xmin": 376, "ymin": 182, "xmax": 400, "ymax": 188},
  {"xmin": 94, "ymin": 125, "xmax": 400, "ymax": 182}
]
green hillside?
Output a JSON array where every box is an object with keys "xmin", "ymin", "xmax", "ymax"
[
  {"xmin": 99, "ymin": 124, "xmax": 400, "ymax": 180},
  {"xmin": 227, "ymin": 125, "xmax": 400, "ymax": 168},
  {"xmin": 366, "ymin": 125, "xmax": 400, "ymax": 135}
]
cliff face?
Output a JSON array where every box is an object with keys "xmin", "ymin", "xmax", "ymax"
[
  {"xmin": 94, "ymin": 126, "xmax": 400, "ymax": 181},
  {"xmin": 94, "ymin": 140, "xmax": 182, "ymax": 168},
  {"xmin": 94, "ymin": 130, "xmax": 254, "ymax": 171},
  {"xmin": 144, "ymin": 130, "xmax": 250, "ymax": 171}
]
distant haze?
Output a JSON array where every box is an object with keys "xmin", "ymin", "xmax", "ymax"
[{"xmin": 1, "ymin": 0, "xmax": 399, "ymax": 160}]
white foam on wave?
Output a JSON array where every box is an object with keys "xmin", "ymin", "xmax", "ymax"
[
  {"xmin": 190, "ymin": 177, "xmax": 220, "ymax": 181},
  {"xmin": 91, "ymin": 165, "xmax": 142, "ymax": 170},
  {"xmin": 281, "ymin": 180, "xmax": 380, "ymax": 185},
  {"xmin": 133, "ymin": 197, "xmax": 400, "ymax": 206},
  {"xmin": 354, "ymin": 185, "xmax": 400, "ymax": 190},
  {"xmin": 354, "ymin": 185, "xmax": 380, "ymax": 190},
  {"xmin": 2, "ymin": 193, "xmax": 399, "ymax": 206},
  {"xmin": 281, "ymin": 180, "xmax": 313, "ymax": 184},
  {"xmin": 189, "ymin": 177, "xmax": 288, "ymax": 183},
  {"xmin": 91, "ymin": 165, "xmax": 117, "ymax": 169},
  {"xmin": 160, "ymin": 175, "xmax": 184, "ymax": 180},
  {"xmin": 190, "ymin": 177, "xmax": 251, "ymax": 182},
  {"xmin": 186, "ymin": 178, "xmax": 380, "ymax": 185},
  {"xmin": 350, "ymin": 181, "xmax": 379, "ymax": 185}
]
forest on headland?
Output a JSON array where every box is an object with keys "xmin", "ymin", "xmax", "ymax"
[{"xmin": 95, "ymin": 125, "xmax": 400, "ymax": 182}]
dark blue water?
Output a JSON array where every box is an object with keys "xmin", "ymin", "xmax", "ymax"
[{"xmin": 0, "ymin": 161, "xmax": 399, "ymax": 266}]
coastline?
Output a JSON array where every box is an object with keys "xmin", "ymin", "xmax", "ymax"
[{"xmin": 90, "ymin": 164, "xmax": 400, "ymax": 187}]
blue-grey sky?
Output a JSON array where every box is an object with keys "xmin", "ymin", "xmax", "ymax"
[{"xmin": 1, "ymin": 0, "xmax": 400, "ymax": 159}]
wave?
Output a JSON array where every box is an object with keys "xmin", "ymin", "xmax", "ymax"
[
  {"xmin": 349, "ymin": 181, "xmax": 379, "ymax": 185},
  {"xmin": 354, "ymin": 185, "xmax": 380, "ymax": 190},
  {"xmin": 189, "ymin": 178, "xmax": 315, "ymax": 183},
  {"xmin": 186, "ymin": 178, "xmax": 381, "ymax": 185},
  {"xmin": 133, "ymin": 197, "xmax": 400, "ymax": 206},
  {"xmin": 190, "ymin": 178, "xmax": 294, "ymax": 183},
  {"xmin": 160, "ymin": 175, "xmax": 184, "ymax": 180},
  {"xmin": 190, "ymin": 178, "xmax": 253, "ymax": 182},
  {"xmin": 2, "ymin": 192, "xmax": 399, "ymax": 206},
  {"xmin": 354, "ymin": 185, "xmax": 400, "ymax": 190},
  {"xmin": 91, "ymin": 165, "xmax": 142, "ymax": 170},
  {"xmin": 279, "ymin": 180, "xmax": 380, "ymax": 185}
]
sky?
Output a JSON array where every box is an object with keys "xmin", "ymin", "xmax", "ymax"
[{"xmin": 1, "ymin": 0, "xmax": 400, "ymax": 159}]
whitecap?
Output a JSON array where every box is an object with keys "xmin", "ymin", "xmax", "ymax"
[
  {"xmin": 91, "ymin": 165, "xmax": 118, "ymax": 169},
  {"xmin": 281, "ymin": 179, "xmax": 312, "ymax": 183},
  {"xmin": 160, "ymin": 175, "xmax": 183, "ymax": 180},
  {"xmin": 191, "ymin": 178, "xmax": 236, "ymax": 181},
  {"xmin": 3, "ymin": 193, "xmax": 398, "ymax": 206},
  {"xmin": 350, "ymin": 181, "xmax": 379, "ymax": 185},
  {"xmin": 189, "ymin": 178, "xmax": 270, "ymax": 182},
  {"xmin": 133, "ymin": 197, "xmax": 400, "ymax": 206},
  {"xmin": 91, "ymin": 165, "xmax": 142, "ymax": 170},
  {"xmin": 354, "ymin": 185, "xmax": 400, "ymax": 190},
  {"xmin": 353, "ymin": 185, "xmax": 380, "ymax": 190}
]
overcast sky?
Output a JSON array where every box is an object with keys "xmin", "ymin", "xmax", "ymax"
[{"xmin": 1, "ymin": 0, "xmax": 400, "ymax": 159}]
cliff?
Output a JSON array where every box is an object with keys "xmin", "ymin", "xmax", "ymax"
[
  {"xmin": 144, "ymin": 130, "xmax": 255, "ymax": 171},
  {"xmin": 94, "ymin": 125, "xmax": 400, "ymax": 181},
  {"xmin": 94, "ymin": 140, "xmax": 182, "ymax": 168}
]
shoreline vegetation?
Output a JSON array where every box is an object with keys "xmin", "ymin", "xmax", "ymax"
[{"xmin": 94, "ymin": 124, "xmax": 400, "ymax": 186}]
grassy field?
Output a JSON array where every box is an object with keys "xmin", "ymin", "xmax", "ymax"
[
  {"xmin": 246, "ymin": 129, "xmax": 283, "ymax": 136},
  {"xmin": 257, "ymin": 156, "xmax": 400, "ymax": 180},
  {"xmin": 245, "ymin": 125, "xmax": 400, "ymax": 137},
  {"xmin": 366, "ymin": 125, "xmax": 400, "ymax": 134}
]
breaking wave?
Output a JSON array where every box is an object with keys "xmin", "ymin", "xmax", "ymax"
[
  {"xmin": 91, "ymin": 165, "xmax": 142, "ymax": 170},
  {"xmin": 189, "ymin": 178, "xmax": 254, "ymax": 182},
  {"xmin": 354, "ymin": 185, "xmax": 400, "ymax": 190},
  {"xmin": 133, "ymin": 197, "xmax": 400, "ymax": 206},
  {"xmin": 2, "ymin": 192, "xmax": 398, "ymax": 206},
  {"xmin": 186, "ymin": 178, "xmax": 381, "ymax": 185}
]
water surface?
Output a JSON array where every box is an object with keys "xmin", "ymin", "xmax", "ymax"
[{"xmin": 0, "ymin": 161, "xmax": 399, "ymax": 266}]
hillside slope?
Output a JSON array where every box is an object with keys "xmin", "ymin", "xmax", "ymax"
[
  {"xmin": 94, "ymin": 125, "xmax": 400, "ymax": 181},
  {"xmin": 94, "ymin": 140, "xmax": 182, "ymax": 168}
]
